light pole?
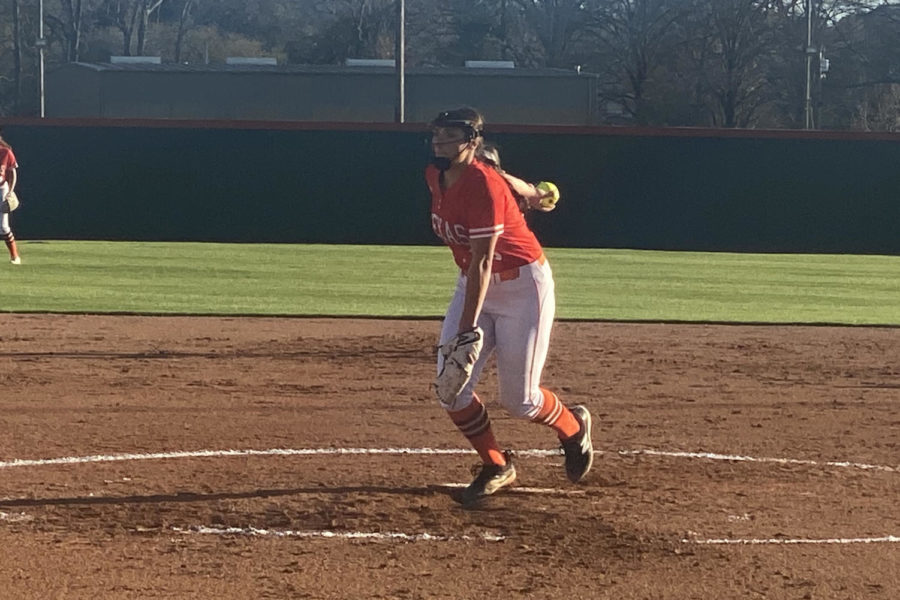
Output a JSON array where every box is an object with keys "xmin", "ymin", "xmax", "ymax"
[
  {"xmin": 36, "ymin": 0, "xmax": 47, "ymax": 117},
  {"xmin": 394, "ymin": 0, "xmax": 405, "ymax": 123},
  {"xmin": 804, "ymin": 0, "xmax": 814, "ymax": 129}
]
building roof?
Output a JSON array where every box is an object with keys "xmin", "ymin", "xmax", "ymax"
[{"xmin": 66, "ymin": 62, "xmax": 595, "ymax": 78}]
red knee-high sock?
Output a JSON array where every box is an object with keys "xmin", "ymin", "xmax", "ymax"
[
  {"xmin": 2, "ymin": 232, "xmax": 17, "ymax": 259},
  {"xmin": 448, "ymin": 395, "xmax": 506, "ymax": 466},
  {"xmin": 531, "ymin": 388, "xmax": 580, "ymax": 440}
]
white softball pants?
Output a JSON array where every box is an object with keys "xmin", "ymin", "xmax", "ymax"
[
  {"xmin": 437, "ymin": 257, "xmax": 556, "ymax": 418},
  {"xmin": 1, "ymin": 182, "xmax": 11, "ymax": 234}
]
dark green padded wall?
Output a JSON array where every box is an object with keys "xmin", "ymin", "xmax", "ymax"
[{"xmin": 4, "ymin": 122, "xmax": 899, "ymax": 254}]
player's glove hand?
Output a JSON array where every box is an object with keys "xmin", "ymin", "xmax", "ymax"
[
  {"xmin": 1, "ymin": 190, "xmax": 19, "ymax": 213},
  {"xmin": 434, "ymin": 327, "xmax": 484, "ymax": 404}
]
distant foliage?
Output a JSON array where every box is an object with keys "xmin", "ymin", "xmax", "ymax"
[{"xmin": 2, "ymin": 0, "xmax": 899, "ymax": 128}]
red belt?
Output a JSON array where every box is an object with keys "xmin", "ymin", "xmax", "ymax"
[{"xmin": 493, "ymin": 253, "xmax": 547, "ymax": 282}]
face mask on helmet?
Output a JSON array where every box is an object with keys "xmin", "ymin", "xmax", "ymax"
[
  {"xmin": 429, "ymin": 133, "xmax": 473, "ymax": 171},
  {"xmin": 431, "ymin": 155, "xmax": 454, "ymax": 171},
  {"xmin": 429, "ymin": 112, "xmax": 483, "ymax": 171}
]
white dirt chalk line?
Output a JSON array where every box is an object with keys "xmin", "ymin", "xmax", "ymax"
[
  {"xmin": 0, "ymin": 447, "xmax": 895, "ymax": 474},
  {"xmin": 439, "ymin": 483, "xmax": 586, "ymax": 495},
  {"xmin": 171, "ymin": 525, "xmax": 505, "ymax": 542},
  {"xmin": 622, "ymin": 449, "xmax": 897, "ymax": 473},
  {"xmin": 0, "ymin": 448, "xmax": 481, "ymax": 469},
  {"xmin": 684, "ymin": 535, "xmax": 900, "ymax": 545},
  {"xmin": 0, "ymin": 510, "xmax": 33, "ymax": 523}
]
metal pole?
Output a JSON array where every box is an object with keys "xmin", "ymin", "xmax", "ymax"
[
  {"xmin": 39, "ymin": 0, "xmax": 45, "ymax": 117},
  {"xmin": 804, "ymin": 0, "xmax": 813, "ymax": 129},
  {"xmin": 394, "ymin": 0, "xmax": 405, "ymax": 123}
]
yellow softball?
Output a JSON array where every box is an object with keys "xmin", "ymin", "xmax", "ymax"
[{"xmin": 536, "ymin": 181, "xmax": 560, "ymax": 209}]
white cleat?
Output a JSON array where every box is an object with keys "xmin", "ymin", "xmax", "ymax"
[{"xmin": 10, "ymin": 256, "xmax": 21, "ymax": 265}]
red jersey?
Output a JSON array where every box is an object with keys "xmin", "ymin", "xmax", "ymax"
[
  {"xmin": 426, "ymin": 161, "xmax": 544, "ymax": 272},
  {"xmin": 0, "ymin": 146, "xmax": 17, "ymax": 184}
]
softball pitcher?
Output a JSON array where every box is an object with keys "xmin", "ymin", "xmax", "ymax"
[
  {"xmin": 0, "ymin": 132, "xmax": 21, "ymax": 265},
  {"xmin": 427, "ymin": 107, "xmax": 593, "ymax": 505}
]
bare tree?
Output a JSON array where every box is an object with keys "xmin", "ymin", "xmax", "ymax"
[
  {"xmin": 57, "ymin": 0, "xmax": 85, "ymax": 61},
  {"xmin": 822, "ymin": 1, "xmax": 900, "ymax": 128},
  {"xmin": 711, "ymin": 0, "xmax": 774, "ymax": 126},
  {"xmin": 590, "ymin": 0, "xmax": 686, "ymax": 123},
  {"xmin": 1, "ymin": 0, "xmax": 896, "ymax": 123},
  {"xmin": 174, "ymin": 0, "xmax": 196, "ymax": 62},
  {"xmin": 758, "ymin": 0, "xmax": 809, "ymax": 128},
  {"xmin": 850, "ymin": 83, "xmax": 900, "ymax": 131},
  {"xmin": 509, "ymin": 0, "xmax": 592, "ymax": 66},
  {"xmin": 299, "ymin": 0, "xmax": 395, "ymax": 63},
  {"xmin": 137, "ymin": 0, "xmax": 166, "ymax": 55},
  {"xmin": 98, "ymin": 0, "xmax": 165, "ymax": 55}
]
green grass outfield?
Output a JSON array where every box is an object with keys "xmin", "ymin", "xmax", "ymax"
[{"xmin": 1, "ymin": 241, "xmax": 898, "ymax": 325}]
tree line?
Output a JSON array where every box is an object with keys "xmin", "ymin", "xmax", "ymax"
[{"xmin": 1, "ymin": 0, "xmax": 898, "ymax": 130}]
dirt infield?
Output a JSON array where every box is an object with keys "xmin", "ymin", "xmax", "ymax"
[{"xmin": 0, "ymin": 314, "xmax": 897, "ymax": 599}]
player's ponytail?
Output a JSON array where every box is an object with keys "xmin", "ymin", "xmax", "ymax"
[{"xmin": 476, "ymin": 143, "xmax": 502, "ymax": 172}]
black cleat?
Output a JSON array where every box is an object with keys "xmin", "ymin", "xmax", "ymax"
[
  {"xmin": 561, "ymin": 405, "xmax": 594, "ymax": 483},
  {"xmin": 456, "ymin": 452, "xmax": 517, "ymax": 505}
]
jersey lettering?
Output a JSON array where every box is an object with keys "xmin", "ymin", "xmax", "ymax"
[
  {"xmin": 431, "ymin": 213, "xmax": 469, "ymax": 246},
  {"xmin": 426, "ymin": 162, "xmax": 543, "ymax": 272}
]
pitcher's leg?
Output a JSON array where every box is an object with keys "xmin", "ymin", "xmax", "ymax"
[
  {"xmin": 438, "ymin": 278, "xmax": 517, "ymax": 504},
  {"xmin": 493, "ymin": 267, "xmax": 565, "ymax": 421},
  {"xmin": 493, "ymin": 263, "xmax": 592, "ymax": 482},
  {"xmin": 437, "ymin": 276, "xmax": 505, "ymax": 464},
  {"xmin": 437, "ymin": 275, "xmax": 496, "ymax": 412},
  {"xmin": 494, "ymin": 312, "xmax": 579, "ymax": 440},
  {"xmin": 446, "ymin": 393, "xmax": 505, "ymax": 466},
  {"xmin": 1, "ymin": 212, "xmax": 18, "ymax": 264}
]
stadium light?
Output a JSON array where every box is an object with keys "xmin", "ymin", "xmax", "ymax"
[
  {"xmin": 804, "ymin": 0, "xmax": 814, "ymax": 129},
  {"xmin": 395, "ymin": 0, "xmax": 405, "ymax": 123},
  {"xmin": 37, "ymin": 0, "xmax": 46, "ymax": 117}
]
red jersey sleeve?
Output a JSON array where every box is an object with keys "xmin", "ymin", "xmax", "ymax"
[{"xmin": 465, "ymin": 169, "xmax": 507, "ymax": 240}]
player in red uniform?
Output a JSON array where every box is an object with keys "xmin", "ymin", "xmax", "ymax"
[
  {"xmin": 476, "ymin": 142, "xmax": 558, "ymax": 214},
  {"xmin": 426, "ymin": 107, "xmax": 593, "ymax": 505},
  {"xmin": 0, "ymin": 131, "xmax": 21, "ymax": 265}
]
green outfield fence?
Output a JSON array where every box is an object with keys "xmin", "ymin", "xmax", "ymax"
[{"xmin": 2, "ymin": 118, "xmax": 899, "ymax": 255}]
